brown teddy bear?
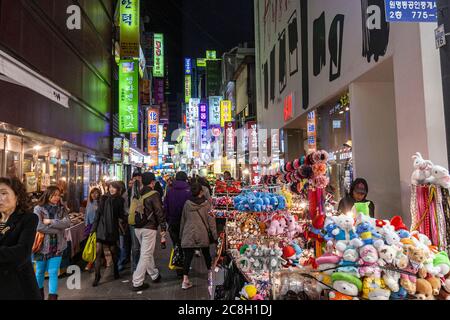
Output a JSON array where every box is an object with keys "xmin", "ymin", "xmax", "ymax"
[
  {"xmin": 415, "ymin": 278, "xmax": 434, "ymax": 300},
  {"xmin": 426, "ymin": 276, "xmax": 441, "ymax": 296},
  {"xmin": 439, "ymin": 272, "xmax": 450, "ymax": 300},
  {"xmin": 400, "ymin": 246, "xmax": 428, "ymax": 295}
]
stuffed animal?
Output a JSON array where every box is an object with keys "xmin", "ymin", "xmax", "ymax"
[
  {"xmin": 415, "ymin": 278, "xmax": 434, "ymax": 300},
  {"xmin": 358, "ymin": 245, "xmax": 386, "ymax": 299},
  {"xmin": 426, "ymin": 276, "xmax": 441, "ymax": 296},
  {"xmin": 400, "ymin": 245, "xmax": 429, "ymax": 295},
  {"xmin": 390, "ymin": 287, "xmax": 408, "ymax": 300},
  {"xmin": 352, "ymin": 202, "xmax": 371, "ymax": 218},
  {"xmin": 330, "ymin": 215, "xmax": 359, "ymax": 252},
  {"xmin": 356, "ymin": 221, "xmax": 383, "ymax": 247},
  {"xmin": 268, "ymin": 248, "xmax": 284, "ymax": 272},
  {"xmin": 239, "ymin": 284, "xmax": 259, "ymax": 300},
  {"xmin": 329, "ymin": 272, "xmax": 361, "ymax": 300},
  {"xmin": 432, "ymin": 252, "xmax": 450, "ymax": 278},
  {"xmin": 381, "ymin": 224, "xmax": 402, "ymax": 248},
  {"xmin": 276, "ymin": 195, "xmax": 286, "ymax": 210},
  {"xmin": 287, "ymin": 214, "xmax": 302, "ymax": 239},
  {"xmin": 282, "ymin": 246, "xmax": 299, "ymax": 267},
  {"xmin": 425, "ymin": 165, "xmax": 450, "ymax": 189},
  {"xmin": 337, "ymin": 246, "xmax": 360, "ymax": 277},
  {"xmin": 315, "ymin": 253, "xmax": 341, "ymax": 295},
  {"xmin": 411, "ymin": 152, "xmax": 433, "ymax": 185},
  {"xmin": 375, "ymin": 243, "xmax": 401, "ymax": 292},
  {"xmin": 439, "ymin": 272, "xmax": 450, "ymax": 300},
  {"xmin": 267, "ymin": 219, "xmax": 280, "ymax": 236}
]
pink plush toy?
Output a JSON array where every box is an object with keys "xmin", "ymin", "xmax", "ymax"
[
  {"xmin": 267, "ymin": 219, "xmax": 280, "ymax": 236},
  {"xmin": 287, "ymin": 215, "xmax": 302, "ymax": 239}
]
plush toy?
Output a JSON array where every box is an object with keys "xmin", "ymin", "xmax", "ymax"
[
  {"xmin": 415, "ymin": 278, "xmax": 434, "ymax": 300},
  {"xmin": 337, "ymin": 246, "xmax": 360, "ymax": 277},
  {"xmin": 390, "ymin": 287, "xmax": 408, "ymax": 300},
  {"xmin": 282, "ymin": 246, "xmax": 299, "ymax": 267},
  {"xmin": 239, "ymin": 284, "xmax": 259, "ymax": 300},
  {"xmin": 426, "ymin": 276, "xmax": 441, "ymax": 296},
  {"xmin": 330, "ymin": 215, "xmax": 359, "ymax": 252},
  {"xmin": 287, "ymin": 214, "xmax": 302, "ymax": 239},
  {"xmin": 267, "ymin": 219, "xmax": 280, "ymax": 236},
  {"xmin": 389, "ymin": 216, "xmax": 410, "ymax": 241},
  {"xmin": 400, "ymin": 245, "xmax": 429, "ymax": 295},
  {"xmin": 439, "ymin": 272, "xmax": 450, "ymax": 300},
  {"xmin": 268, "ymin": 248, "xmax": 284, "ymax": 272},
  {"xmin": 432, "ymin": 252, "xmax": 450, "ymax": 278},
  {"xmin": 375, "ymin": 243, "xmax": 401, "ymax": 292},
  {"xmin": 259, "ymin": 221, "xmax": 267, "ymax": 234},
  {"xmin": 359, "ymin": 245, "xmax": 387, "ymax": 299},
  {"xmin": 411, "ymin": 152, "xmax": 433, "ymax": 185},
  {"xmin": 381, "ymin": 224, "xmax": 402, "ymax": 248},
  {"xmin": 277, "ymin": 195, "xmax": 286, "ymax": 210},
  {"xmin": 315, "ymin": 253, "xmax": 341, "ymax": 295},
  {"xmin": 425, "ymin": 165, "xmax": 450, "ymax": 189},
  {"xmin": 356, "ymin": 221, "xmax": 383, "ymax": 247},
  {"xmin": 352, "ymin": 202, "xmax": 371, "ymax": 218},
  {"xmin": 291, "ymin": 241, "xmax": 303, "ymax": 258},
  {"xmin": 329, "ymin": 272, "xmax": 361, "ymax": 300}
]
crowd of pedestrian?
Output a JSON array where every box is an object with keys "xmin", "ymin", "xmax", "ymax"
[{"xmin": 0, "ymin": 169, "xmax": 223, "ymax": 300}]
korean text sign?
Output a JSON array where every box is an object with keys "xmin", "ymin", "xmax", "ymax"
[
  {"xmin": 147, "ymin": 108, "xmax": 160, "ymax": 166},
  {"xmin": 120, "ymin": 0, "xmax": 140, "ymax": 58},
  {"xmin": 119, "ymin": 60, "xmax": 139, "ymax": 133},
  {"xmin": 385, "ymin": 0, "xmax": 437, "ymax": 22},
  {"xmin": 208, "ymin": 96, "xmax": 222, "ymax": 126},
  {"xmin": 220, "ymin": 100, "xmax": 232, "ymax": 127}
]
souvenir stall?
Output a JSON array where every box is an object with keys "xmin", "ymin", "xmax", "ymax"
[{"xmin": 211, "ymin": 150, "xmax": 450, "ymax": 300}]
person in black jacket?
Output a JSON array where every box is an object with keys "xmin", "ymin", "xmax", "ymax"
[
  {"xmin": 91, "ymin": 181, "xmax": 126, "ymax": 287},
  {"xmin": 337, "ymin": 178, "xmax": 375, "ymax": 218},
  {"xmin": 0, "ymin": 177, "xmax": 41, "ymax": 300}
]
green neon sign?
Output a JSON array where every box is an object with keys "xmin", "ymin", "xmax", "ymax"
[
  {"xmin": 120, "ymin": 0, "xmax": 140, "ymax": 58},
  {"xmin": 197, "ymin": 58, "xmax": 206, "ymax": 67},
  {"xmin": 153, "ymin": 33, "xmax": 165, "ymax": 78},
  {"xmin": 119, "ymin": 60, "xmax": 139, "ymax": 133},
  {"xmin": 206, "ymin": 50, "xmax": 217, "ymax": 60}
]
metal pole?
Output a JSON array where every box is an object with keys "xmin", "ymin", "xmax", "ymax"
[{"xmin": 437, "ymin": 0, "xmax": 450, "ymax": 167}]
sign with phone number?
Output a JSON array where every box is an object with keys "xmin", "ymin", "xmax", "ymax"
[{"xmin": 385, "ymin": 0, "xmax": 437, "ymax": 23}]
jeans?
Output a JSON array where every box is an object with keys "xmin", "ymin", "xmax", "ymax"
[
  {"xmin": 132, "ymin": 228, "xmax": 159, "ymax": 287},
  {"xmin": 118, "ymin": 231, "xmax": 131, "ymax": 268},
  {"xmin": 183, "ymin": 247, "xmax": 212, "ymax": 276},
  {"xmin": 130, "ymin": 225, "xmax": 140, "ymax": 271},
  {"xmin": 35, "ymin": 256, "xmax": 63, "ymax": 295}
]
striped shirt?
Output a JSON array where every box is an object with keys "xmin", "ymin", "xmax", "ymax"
[{"xmin": 0, "ymin": 222, "xmax": 6, "ymax": 233}]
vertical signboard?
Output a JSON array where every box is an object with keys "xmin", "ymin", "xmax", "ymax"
[
  {"xmin": 185, "ymin": 75, "xmax": 192, "ymax": 104},
  {"xmin": 153, "ymin": 78, "xmax": 164, "ymax": 105},
  {"xmin": 271, "ymin": 129, "xmax": 280, "ymax": 168},
  {"xmin": 158, "ymin": 124, "xmax": 164, "ymax": 158},
  {"xmin": 140, "ymin": 79, "xmax": 150, "ymax": 105},
  {"xmin": 119, "ymin": 60, "xmax": 139, "ymax": 133},
  {"xmin": 160, "ymin": 102, "xmax": 169, "ymax": 123},
  {"xmin": 142, "ymin": 32, "xmax": 153, "ymax": 64},
  {"xmin": 206, "ymin": 50, "xmax": 217, "ymax": 60},
  {"xmin": 208, "ymin": 96, "xmax": 222, "ymax": 126},
  {"xmin": 153, "ymin": 33, "xmax": 164, "ymax": 77},
  {"xmin": 307, "ymin": 111, "xmax": 317, "ymax": 153},
  {"xmin": 258, "ymin": 128, "xmax": 268, "ymax": 165},
  {"xmin": 147, "ymin": 108, "xmax": 159, "ymax": 167},
  {"xmin": 199, "ymin": 103, "xmax": 209, "ymax": 149},
  {"xmin": 248, "ymin": 121, "xmax": 259, "ymax": 185},
  {"xmin": 185, "ymin": 58, "xmax": 192, "ymax": 75},
  {"xmin": 206, "ymin": 60, "xmax": 221, "ymax": 96},
  {"xmin": 236, "ymin": 127, "xmax": 246, "ymax": 165},
  {"xmin": 120, "ymin": 0, "xmax": 140, "ymax": 58},
  {"xmin": 220, "ymin": 100, "xmax": 232, "ymax": 127},
  {"xmin": 225, "ymin": 122, "xmax": 236, "ymax": 160},
  {"xmin": 113, "ymin": 137, "xmax": 124, "ymax": 163},
  {"xmin": 123, "ymin": 139, "xmax": 130, "ymax": 165},
  {"xmin": 130, "ymin": 133, "xmax": 138, "ymax": 149},
  {"xmin": 188, "ymin": 98, "xmax": 200, "ymax": 128}
]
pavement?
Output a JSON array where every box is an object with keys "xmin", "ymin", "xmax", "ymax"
[{"xmin": 56, "ymin": 236, "xmax": 213, "ymax": 300}]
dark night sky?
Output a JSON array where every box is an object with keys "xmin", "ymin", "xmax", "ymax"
[{"xmin": 142, "ymin": 0, "xmax": 255, "ymax": 126}]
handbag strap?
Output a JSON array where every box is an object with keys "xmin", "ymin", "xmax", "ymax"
[{"xmin": 196, "ymin": 208, "xmax": 211, "ymax": 235}]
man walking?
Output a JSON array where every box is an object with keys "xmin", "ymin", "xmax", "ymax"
[{"xmin": 131, "ymin": 172, "xmax": 167, "ymax": 291}]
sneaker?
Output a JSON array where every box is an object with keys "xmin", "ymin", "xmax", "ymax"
[
  {"xmin": 195, "ymin": 250, "xmax": 201, "ymax": 257},
  {"xmin": 182, "ymin": 281, "xmax": 193, "ymax": 290},
  {"xmin": 132, "ymin": 283, "xmax": 149, "ymax": 291},
  {"xmin": 152, "ymin": 274, "xmax": 162, "ymax": 283}
]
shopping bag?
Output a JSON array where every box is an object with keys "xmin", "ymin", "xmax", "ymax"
[
  {"xmin": 32, "ymin": 232, "xmax": 45, "ymax": 254},
  {"xmin": 168, "ymin": 245, "xmax": 184, "ymax": 270},
  {"xmin": 82, "ymin": 233, "xmax": 96, "ymax": 263}
]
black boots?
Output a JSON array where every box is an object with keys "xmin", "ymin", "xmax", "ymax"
[
  {"xmin": 48, "ymin": 294, "xmax": 58, "ymax": 300},
  {"xmin": 39, "ymin": 288, "xmax": 45, "ymax": 300},
  {"xmin": 92, "ymin": 274, "xmax": 101, "ymax": 287}
]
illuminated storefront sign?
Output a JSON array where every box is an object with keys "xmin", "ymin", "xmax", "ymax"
[
  {"xmin": 220, "ymin": 100, "xmax": 232, "ymax": 127},
  {"xmin": 153, "ymin": 33, "xmax": 164, "ymax": 78},
  {"xmin": 187, "ymin": 98, "xmax": 200, "ymax": 128},
  {"xmin": 197, "ymin": 58, "xmax": 206, "ymax": 67},
  {"xmin": 147, "ymin": 108, "xmax": 159, "ymax": 167},
  {"xmin": 185, "ymin": 75, "xmax": 191, "ymax": 104},
  {"xmin": 185, "ymin": 58, "xmax": 192, "ymax": 75},
  {"xmin": 153, "ymin": 78, "xmax": 164, "ymax": 105},
  {"xmin": 271, "ymin": 129, "xmax": 280, "ymax": 166},
  {"xmin": 120, "ymin": 0, "xmax": 140, "ymax": 58},
  {"xmin": 307, "ymin": 111, "xmax": 317, "ymax": 152},
  {"xmin": 208, "ymin": 96, "xmax": 222, "ymax": 126},
  {"xmin": 206, "ymin": 50, "xmax": 217, "ymax": 60},
  {"xmin": 119, "ymin": 60, "xmax": 139, "ymax": 133},
  {"xmin": 284, "ymin": 94, "xmax": 294, "ymax": 122},
  {"xmin": 225, "ymin": 122, "xmax": 236, "ymax": 160},
  {"xmin": 113, "ymin": 137, "xmax": 123, "ymax": 163},
  {"xmin": 199, "ymin": 103, "xmax": 209, "ymax": 149},
  {"xmin": 158, "ymin": 124, "xmax": 164, "ymax": 157}
]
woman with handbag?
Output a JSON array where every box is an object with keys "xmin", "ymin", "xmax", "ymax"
[
  {"xmin": 0, "ymin": 177, "xmax": 41, "ymax": 300},
  {"xmin": 180, "ymin": 182, "xmax": 217, "ymax": 290},
  {"xmin": 84, "ymin": 188, "xmax": 101, "ymax": 271},
  {"xmin": 33, "ymin": 186, "xmax": 71, "ymax": 300},
  {"xmin": 91, "ymin": 181, "xmax": 125, "ymax": 287}
]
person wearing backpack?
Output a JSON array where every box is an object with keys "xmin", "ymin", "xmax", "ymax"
[
  {"xmin": 131, "ymin": 172, "xmax": 167, "ymax": 291},
  {"xmin": 128, "ymin": 172, "xmax": 142, "ymax": 271},
  {"xmin": 180, "ymin": 182, "xmax": 217, "ymax": 290}
]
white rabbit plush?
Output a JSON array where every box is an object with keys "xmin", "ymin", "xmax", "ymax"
[
  {"xmin": 411, "ymin": 152, "xmax": 433, "ymax": 185},
  {"xmin": 425, "ymin": 165, "xmax": 450, "ymax": 189}
]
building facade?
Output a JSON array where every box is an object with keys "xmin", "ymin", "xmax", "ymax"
[{"xmin": 254, "ymin": 0, "xmax": 447, "ymax": 223}]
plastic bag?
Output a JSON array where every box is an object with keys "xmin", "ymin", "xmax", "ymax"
[{"xmin": 168, "ymin": 245, "xmax": 184, "ymax": 270}]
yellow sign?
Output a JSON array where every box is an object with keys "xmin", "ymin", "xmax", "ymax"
[
  {"xmin": 120, "ymin": 0, "xmax": 140, "ymax": 58},
  {"xmin": 220, "ymin": 100, "xmax": 232, "ymax": 127}
]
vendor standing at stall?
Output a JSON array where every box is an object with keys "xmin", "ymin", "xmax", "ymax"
[{"xmin": 337, "ymin": 178, "xmax": 375, "ymax": 218}]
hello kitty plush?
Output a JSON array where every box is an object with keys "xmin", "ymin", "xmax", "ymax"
[{"xmin": 411, "ymin": 152, "xmax": 433, "ymax": 185}]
